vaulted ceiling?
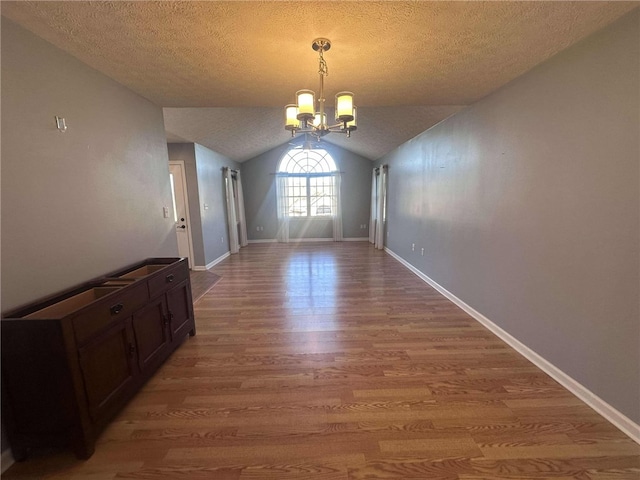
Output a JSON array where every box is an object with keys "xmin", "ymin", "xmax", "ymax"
[{"xmin": 2, "ymin": 1, "xmax": 636, "ymax": 161}]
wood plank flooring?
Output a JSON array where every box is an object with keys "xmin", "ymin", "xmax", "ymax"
[{"xmin": 4, "ymin": 242, "xmax": 639, "ymax": 479}]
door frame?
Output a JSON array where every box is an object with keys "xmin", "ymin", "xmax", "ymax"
[{"xmin": 169, "ymin": 161, "xmax": 196, "ymax": 269}]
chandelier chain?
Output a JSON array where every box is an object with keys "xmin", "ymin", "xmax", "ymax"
[{"xmin": 318, "ymin": 49, "xmax": 328, "ymax": 77}]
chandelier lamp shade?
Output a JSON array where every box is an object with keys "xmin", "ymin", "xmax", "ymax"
[{"xmin": 284, "ymin": 38, "xmax": 357, "ymax": 142}]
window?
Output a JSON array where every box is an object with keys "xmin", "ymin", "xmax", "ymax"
[{"xmin": 278, "ymin": 148, "xmax": 337, "ymax": 217}]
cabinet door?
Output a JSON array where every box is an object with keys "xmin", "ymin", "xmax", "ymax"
[
  {"xmin": 78, "ymin": 319, "xmax": 138, "ymax": 422},
  {"xmin": 131, "ymin": 296, "xmax": 170, "ymax": 374},
  {"xmin": 166, "ymin": 279, "xmax": 195, "ymax": 341}
]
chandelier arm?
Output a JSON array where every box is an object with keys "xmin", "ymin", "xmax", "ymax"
[{"xmin": 290, "ymin": 124, "xmax": 320, "ymax": 135}]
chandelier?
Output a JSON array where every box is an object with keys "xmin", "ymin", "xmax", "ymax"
[{"xmin": 284, "ymin": 38, "xmax": 357, "ymax": 144}]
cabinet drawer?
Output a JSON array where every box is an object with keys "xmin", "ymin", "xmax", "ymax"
[
  {"xmin": 73, "ymin": 281, "xmax": 149, "ymax": 344},
  {"xmin": 147, "ymin": 262, "xmax": 188, "ymax": 298}
]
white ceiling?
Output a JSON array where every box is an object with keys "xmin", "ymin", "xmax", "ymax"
[{"xmin": 2, "ymin": 1, "xmax": 636, "ymax": 161}]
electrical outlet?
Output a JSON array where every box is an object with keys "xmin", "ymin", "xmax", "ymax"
[
  {"xmin": 421, "ymin": 247, "xmax": 425, "ymax": 256},
  {"xmin": 412, "ymin": 243, "xmax": 415, "ymax": 251},
  {"xmin": 221, "ymin": 236, "xmax": 224, "ymax": 243}
]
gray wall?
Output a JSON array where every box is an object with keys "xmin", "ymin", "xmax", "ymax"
[
  {"xmin": 379, "ymin": 11, "xmax": 639, "ymax": 423},
  {"xmin": 167, "ymin": 142, "xmax": 240, "ymax": 266},
  {"xmin": 194, "ymin": 144, "xmax": 241, "ymax": 265},
  {"xmin": 1, "ymin": 17, "xmax": 178, "ymax": 312},
  {"xmin": 242, "ymin": 141, "xmax": 372, "ymax": 241}
]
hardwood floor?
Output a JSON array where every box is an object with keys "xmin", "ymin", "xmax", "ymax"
[{"xmin": 4, "ymin": 242, "xmax": 639, "ymax": 479}]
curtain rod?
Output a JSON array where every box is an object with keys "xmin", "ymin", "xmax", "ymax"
[
  {"xmin": 270, "ymin": 171, "xmax": 345, "ymax": 176},
  {"xmin": 223, "ymin": 167, "xmax": 239, "ymax": 174}
]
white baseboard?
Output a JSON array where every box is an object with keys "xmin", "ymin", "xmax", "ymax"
[
  {"xmin": 192, "ymin": 251, "xmax": 230, "ymax": 271},
  {"xmin": 1, "ymin": 449, "xmax": 14, "ymax": 474},
  {"xmin": 385, "ymin": 247, "xmax": 640, "ymax": 444},
  {"xmin": 249, "ymin": 238, "xmax": 369, "ymax": 243},
  {"xmin": 288, "ymin": 237, "xmax": 334, "ymax": 242}
]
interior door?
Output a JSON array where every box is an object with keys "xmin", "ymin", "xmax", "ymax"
[{"xmin": 169, "ymin": 162, "xmax": 194, "ymax": 268}]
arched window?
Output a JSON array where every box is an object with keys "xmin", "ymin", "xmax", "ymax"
[
  {"xmin": 277, "ymin": 149, "xmax": 338, "ymax": 217},
  {"xmin": 279, "ymin": 149, "xmax": 336, "ymax": 174}
]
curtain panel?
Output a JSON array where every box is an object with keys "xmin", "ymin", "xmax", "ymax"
[
  {"xmin": 224, "ymin": 167, "xmax": 248, "ymax": 254},
  {"xmin": 369, "ymin": 169, "xmax": 377, "ymax": 244},
  {"xmin": 236, "ymin": 171, "xmax": 249, "ymax": 247},
  {"xmin": 276, "ymin": 174, "xmax": 290, "ymax": 243},
  {"xmin": 369, "ymin": 165, "xmax": 388, "ymax": 250},
  {"xmin": 224, "ymin": 168, "xmax": 239, "ymax": 254},
  {"xmin": 332, "ymin": 172, "xmax": 343, "ymax": 242}
]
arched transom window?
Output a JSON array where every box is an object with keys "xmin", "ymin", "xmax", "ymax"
[
  {"xmin": 277, "ymin": 149, "xmax": 338, "ymax": 217},
  {"xmin": 279, "ymin": 148, "xmax": 337, "ymax": 174}
]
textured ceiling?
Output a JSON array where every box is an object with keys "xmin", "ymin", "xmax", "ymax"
[{"xmin": 2, "ymin": 1, "xmax": 637, "ymax": 161}]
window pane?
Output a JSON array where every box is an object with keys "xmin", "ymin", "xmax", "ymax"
[
  {"xmin": 286, "ymin": 177, "xmax": 307, "ymax": 216},
  {"xmin": 310, "ymin": 176, "xmax": 333, "ymax": 216}
]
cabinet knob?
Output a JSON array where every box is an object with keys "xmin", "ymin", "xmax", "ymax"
[
  {"xmin": 110, "ymin": 303, "xmax": 124, "ymax": 315},
  {"xmin": 166, "ymin": 274, "xmax": 175, "ymax": 283}
]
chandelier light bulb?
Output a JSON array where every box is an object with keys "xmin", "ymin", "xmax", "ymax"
[
  {"xmin": 346, "ymin": 106, "xmax": 357, "ymax": 131},
  {"xmin": 313, "ymin": 112, "xmax": 327, "ymax": 128},
  {"xmin": 296, "ymin": 90, "xmax": 315, "ymax": 120},
  {"xmin": 335, "ymin": 92, "xmax": 354, "ymax": 122},
  {"xmin": 285, "ymin": 104, "xmax": 300, "ymax": 130}
]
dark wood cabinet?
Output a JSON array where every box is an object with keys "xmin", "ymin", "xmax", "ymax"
[
  {"xmin": 1, "ymin": 258, "xmax": 195, "ymax": 461},
  {"xmin": 167, "ymin": 280, "xmax": 196, "ymax": 340},
  {"xmin": 132, "ymin": 296, "xmax": 170, "ymax": 374},
  {"xmin": 78, "ymin": 319, "xmax": 138, "ymax": 423}
]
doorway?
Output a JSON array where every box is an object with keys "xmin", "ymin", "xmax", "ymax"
[{"xmin": 169, "ymin": 161, "xmax": 195, "ymax": 268}]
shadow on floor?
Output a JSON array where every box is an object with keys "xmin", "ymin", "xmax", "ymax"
[{"xmin": 189, "ymin": 270, "xmax": 222, "ymax": 303}]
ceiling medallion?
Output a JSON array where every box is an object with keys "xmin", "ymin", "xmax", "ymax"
[{"xmin": 284, "ymin": 38, "xmax": 357, "ymax": 148}]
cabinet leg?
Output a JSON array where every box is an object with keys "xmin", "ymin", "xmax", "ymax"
[{"xmin": 189, "ymin": 326, "xmax": 196, "ymax": 337}]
